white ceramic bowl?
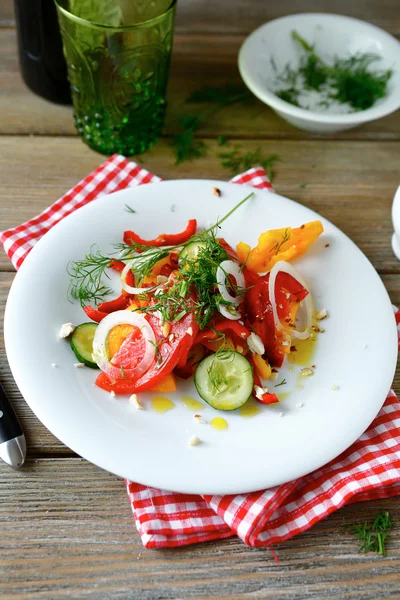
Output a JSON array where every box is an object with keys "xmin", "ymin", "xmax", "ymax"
[{"xmin": 238, "ymin": 13, "xmax": 400, "ymax": 134}]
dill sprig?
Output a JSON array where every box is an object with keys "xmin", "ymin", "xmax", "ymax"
[
  {"xmin": 124, "ymin": 204, "xmax": 136, "ymax": 214},
  {"xmin": 351, "ymin": 510, "xmax": 393, "ymax": 556},
  {"xmin": 171, "ymin": 84, "xmax": 251, "ymax": 164},
  {"xmin": 271, "ymin": 229, "xmax": 291, "ymax": 254},
  {"xmin": 218, "ymin": 147, "xmax": 280, "ymax": 181},
  {"xmin": 67, "ymin": 248, "xmax": 114, "ymax": 307},
  {"xmin": 275, "ymin": 379, "xmax": 287, "ymax": 387},
  {"xmin": 273, "ymin": 30, "xmax": 392, "ymax": 112},
  {"xmin": 114, "ymin": 243, "xmax": 170, "ymax": 285}
]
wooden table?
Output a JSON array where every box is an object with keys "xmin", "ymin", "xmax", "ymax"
[{"xmin": 1, "ymin": 1, "xmax": 400, "ymax": 597}]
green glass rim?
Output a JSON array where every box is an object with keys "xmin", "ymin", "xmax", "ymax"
[{"xmin": 54, "ymin": 0, "xmax": 177, "ymax": 30}]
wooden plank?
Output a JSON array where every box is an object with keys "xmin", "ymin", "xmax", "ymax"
[
  {"xmin": 1, "ymin": 265, "xmax": 400, "ymax": 457},
  {"xmin": 0, "ymin": 458, "xmax": 399, "ymax": 599},
  {"xmin": 0, "ymin": 135, "xmax": 399, "ymax": 272},
  {"xmin": 2, "ymin": 0, "xmax": 400, "ymax": 34},
  {"xmin": 0, "ymin": 29, "xmax": 400, "ymax": 140}
]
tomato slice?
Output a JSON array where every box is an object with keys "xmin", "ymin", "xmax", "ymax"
[
  {"xmin": 174, "ymin": 344, "xmax": 205, "ymax": 379},
  {"xmin": 95, "ymin": 311, "xmax": 198, "ymax": 394},
  {"xmin": 244, "ymin": 271, "xmax": 308, "ymax": 367},
  {"xmin": 244, "ymin": 274, "xmax": 285, "ymax": 367}
]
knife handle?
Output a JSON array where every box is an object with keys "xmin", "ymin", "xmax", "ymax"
[{"xmin": 0, "ymin": 382, "xmax": 23, "ymax": 444}]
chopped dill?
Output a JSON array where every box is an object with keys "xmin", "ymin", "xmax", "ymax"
[
  {"xmin": 149, "ymin": 339, "xmax": 164, "ymax": 367},
  {"xmin": 207, "ymin": 361, "xmax": 229, "ymax": 393},
  {"xmin": 140, "ymin": 230, "xmax": 232, "ymax": 329},
  {"xmin": 273, "ymin": 30, "xmax": 392, "ymax": 112},
  {"xmin": 218, "ymin": 147, "xmax": 280, "ymax": 181},
  {"xmin": 350, "ymin": 510, "xmax": 393, "ymax": 556},
  {"xmin": 206, "ymin": 351, "xmax": 235, "ymax": 394},
  {"xmin": 171, "ymin": 114, "xmax": 207, "ymax": 164},
  {"xmin": 124, "ymin": 204, "xmax": 136, "ymax": 214},
  {"xmin": 275, "ymin": 379, "xmax": 287, "ymax": 387},
  {"xmin": 171, "ymin": 84, "xmax": 251, "ymax": 164},
  {"xmin": 187, "ymin": 83, "xmax": 251, "ymax": 105}
]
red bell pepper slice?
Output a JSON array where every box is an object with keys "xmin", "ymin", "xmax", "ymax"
[
  {"xmin": 244, "ymin": 269, "xmax": 308, "ymax": 368},
  {"xmin": 123, "ymin": 220, "xmax": 197, "ymax": 248},
  {"xmin": 83, "ymin": 305, "xmax": 109, "ymax": 322},
  {"xmin": 217, "ymin": 238, "xmax": 238, "ymax": 260},
  {"xmin": 109, "ymin": 259, "xmax": 136, "ymax": 287},
  {"xmin": 98, "ymin": 293, "xmax": 131, "ymax": 313},
  {"xmin": 256, "ymin": 392, "xmax": 279, "ymax": 405},
  {"xmin": 277, "ymin": 272, "xmax": 308, "ymax": 301},
  {"xmin": 174, "ymin": 344, "xmax": 205, "ymax": 379},
  {"xmin": 108, "ymin": 259, "xmax": 126, "ymax": 273},
  {"xmin": 244, "ymin": 275, "xmax": 285, "ymax": 367},
  {"xmin": 194, "ymin": 319, "xmax": 251, "ymax": 345}
]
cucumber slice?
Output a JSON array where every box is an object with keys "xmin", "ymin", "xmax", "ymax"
[
  {"xmin": 178, "ymin": 241, "xmax": 207, "ymax": 264},
  {"xmin": 70, "ymin": 323, "xmax": 99, "ymax": 369},
  {"xmin": 194, "ymin": 352, "xmax": 253, "ymax": 410}
]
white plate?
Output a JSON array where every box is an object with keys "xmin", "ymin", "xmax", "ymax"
[{"xmin": 4, "ymin": 180, "xmax": 397, "ymax": 494}]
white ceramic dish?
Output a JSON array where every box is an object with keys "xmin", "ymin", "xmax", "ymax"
[
  {"xmin": 238, "ymin": 13, "xmax": 400, "ymax": 133},
  {"xmin": 4, "ymin": 180, "xmax": 397, "ymax": 494},
  {"xmin": 391, "ymin": 185, "xmax": 400, "ymax": 260}
]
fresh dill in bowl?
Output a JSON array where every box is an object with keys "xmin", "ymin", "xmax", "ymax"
[{"xmin": 272, "ymin": 30, "xmax": 393, "ymax": 113}]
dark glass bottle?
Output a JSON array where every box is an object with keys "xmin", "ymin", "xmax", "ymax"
[{"xmin": 14, "ymin": 0, "xmax": 71, "ymax": 104}]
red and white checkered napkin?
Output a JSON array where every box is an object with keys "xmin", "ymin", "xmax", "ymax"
[{"xmin": 1, "ymin": 154, "xmax": 399, "ymax": 550}]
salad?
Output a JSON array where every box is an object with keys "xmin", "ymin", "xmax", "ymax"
[{"xmin": 65, "ymin": 193, "xmax": 324, "ymax": 411}]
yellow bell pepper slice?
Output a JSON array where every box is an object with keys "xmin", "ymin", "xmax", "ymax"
[
  {"xmin": 252, "ymin": 354, "xmax": 272, "ymax": 380},
  {"xmin": 237, "ymin": 220, "xmax": 323, "ymax": 273},
  {"xmin": 141, "ymin": 255, "xmax": 171, "ymax": 286},
  {"xmin": 148, "ymin": 373, "xmax": 177, "ymax": 393}
]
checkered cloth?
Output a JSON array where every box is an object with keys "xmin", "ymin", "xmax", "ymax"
[{"xmin": 2, "ymin": 154, "xmax": 399, "ymax": 551}]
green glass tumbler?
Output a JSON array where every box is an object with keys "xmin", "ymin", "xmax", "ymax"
[{"xmin": 54, "ymin": 0, "xmax": 176, "ymax": 155}]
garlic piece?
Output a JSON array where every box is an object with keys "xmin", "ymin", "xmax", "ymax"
[
  {"xmin": 156, "ymin": 275, "xmax": 169, "ymax": 285},
  {"xmin": 253, "ymin": 385, "xmax": 268, "ymax": 400},
  {"xmin": 247, "ymin": 332, "xmax": 265, "ymax": 355},
  {"xmin": 194, "ymin": 414, "xmax": 206, "ymax": 424},
  {"xmin": 188, "ymin": 435, "xmax": 200, "ymax": 446},
  {"xmin": 59, "ymin": 323, "xmax": 75, "ymax": 338},
  {"xmin": 129, "ymin": 394, "xmax": 144, "ymax": 409},
  {"xmin": 315, "ymin": 308, "xmax": 328, "ymax": 321},
  {"xmin": 162, "ymin": 323, "xmax": 171, "ymax": 337}
]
